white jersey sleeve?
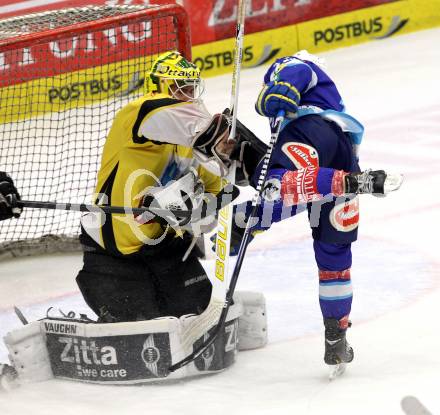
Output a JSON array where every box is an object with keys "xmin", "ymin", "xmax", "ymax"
[{"xmin": 137, "ymin": 101, "xmax": 212, "ymax": 147}]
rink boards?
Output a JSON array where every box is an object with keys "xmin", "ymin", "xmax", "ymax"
[{"xmin": 192, "ymin": 0, "xmax": 440, "ymax": 78}]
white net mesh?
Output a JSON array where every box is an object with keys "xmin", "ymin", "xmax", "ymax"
[{"xmin": 0, "ymin": 4, "xmax": 188, "ymax": 258}]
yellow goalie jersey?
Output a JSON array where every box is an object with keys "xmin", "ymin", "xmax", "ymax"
[{"xmin": 81, "ymin": 93, "xmax": 221, "ymax": 256}]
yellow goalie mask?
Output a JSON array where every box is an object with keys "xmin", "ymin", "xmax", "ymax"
[{"xmin": 145, "ymin": 51, "xmax": 204, "ymax": 102}]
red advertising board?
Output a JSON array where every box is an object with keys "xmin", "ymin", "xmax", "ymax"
[
  {"xmin": 185, "ymin": 0, "xmax": 397, "ymax": 45},
  {"xmin": 0, "ymin": 21, "xmax": 162, "ymax": 87},
  {"xmin": 0, "ymin": 0, "xmax": 174, "ymax": 19},
  {"xmin": 0, "ymin": 0, "xmax": 398, "ymax": 46}
]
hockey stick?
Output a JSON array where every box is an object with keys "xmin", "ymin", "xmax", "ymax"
[
  {"xmin": 228, "ymin": 0, "xmax": 246, "ymax": 140},
  {"xmin": 169, "ymin": 0, "xmax": 247, "ymax": 370},
  {"xmin": 169, "ymin": 110, "xmax": 285, "ymax": 372},
  {"xmin": 18, "ymin": 199, "xmax": 185, "ymax": 217},
  {"xmin": 17, "ymin": 183, "xmax": 239, "ymax": 222}
]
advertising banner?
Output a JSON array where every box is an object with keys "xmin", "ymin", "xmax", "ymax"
[
  {"xmin": 0, "ymin": 20, "xmax": 157, "ymax": 87},
  {"xmin": 0, "ymin": 55, "xmax": 149, "ymax": 123},
  {"xmin": 185, "ymin": 0, "xmax": 397, "ymax": 45},
  {"xmin": 194, "ymin": 0, "xmax": 440, "ymax": 77},
  {"xmin": 0, "ymin": 0, "xmax": 175, "ymax": 19},
  {"xmin": 297, "ymin": 0, "xmax": 440, "ymax": 52},
  {"xmin": 192, "ymin": 21, "xmax": 298, "ymax": 78},
  {"xmin": 0, "ymin": 0, "xmax": 439, "ymax": 80},
  {"xmin": 0, "ymin": 0, "xmax": 396, "ymax": 45},
  {"xmin": 42, "ymin": 317, "xmax": 238, "ymax": 384}
]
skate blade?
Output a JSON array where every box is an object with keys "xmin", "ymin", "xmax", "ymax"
[
  {"xmin": 328, "ymin": 363, "xmax": 346, "ymax": 381},
  {"xmin": 384, "ymin": 173, "xmax": 404, "ymax": 194}
]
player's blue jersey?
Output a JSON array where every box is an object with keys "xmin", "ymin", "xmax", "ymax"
[
  {"xmin": 242, "ymin": 53, "xmax": 360, "ymax": 323},
  {"xmin": 263, "ymin": 53, "xmax": 364, "ymax": 149},
  {"xmin": 264, "ymin": 55, "xmax": 345, "ymax": 113},
  {"xmin": 243, "ymin": 52, "xmax": 363, "ymax": 244}
]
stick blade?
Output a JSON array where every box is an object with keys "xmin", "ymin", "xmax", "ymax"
[{"xmin": 14, "ymin": 306, "xmax": 29, "ymax": 325}]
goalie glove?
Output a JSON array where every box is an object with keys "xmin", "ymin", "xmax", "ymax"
[
  {"xmin": 141, "ymin": 168, "xmax": 205, "ymax": 228},
  {"xmin": 0, "ymin": 172, "xmax": 22, "ymax": 220},
  {"xmin": 192, "ymin": 112, "xmax": 232, "ymax": 177},
  {"xmin": 141, "ymin": 169, "xmax": 239, "ymax": 236}
]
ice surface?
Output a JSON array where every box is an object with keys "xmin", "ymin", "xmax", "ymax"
[{"xmin": 1, "ymin": 27, "xmax": 440, "ymax": 415}]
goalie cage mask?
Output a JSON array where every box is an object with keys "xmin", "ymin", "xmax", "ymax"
[{"xmin": 145, "ymin": 51, "xmax": 205, "ymax": 102}]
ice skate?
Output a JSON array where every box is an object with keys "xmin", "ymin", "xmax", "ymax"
[
  {"xmin": 345, "ymin": 169, "xmax": 403, "ymax": 196},
  {"xmin": 324, "ymin": 318, "xmax": 353, "ymax": 380}
]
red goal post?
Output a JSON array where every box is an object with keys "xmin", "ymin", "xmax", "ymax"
[{"xmin": 0, "ymin": 4, "xmax": 191, "ymax": 259}]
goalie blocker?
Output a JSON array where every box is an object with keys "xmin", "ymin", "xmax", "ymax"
[{"xmin": 2, "ymin": 292, "xmax": 267, "ymax": 386}]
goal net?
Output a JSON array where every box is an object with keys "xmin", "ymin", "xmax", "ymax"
[{"xmin": 0, "ymin": 4, "xmax": 191, "ymax": 259}]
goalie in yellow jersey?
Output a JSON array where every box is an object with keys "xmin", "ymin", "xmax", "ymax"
[{"xmin": 76, "ymin": 51, "xmax": 237, "ymax": 323}]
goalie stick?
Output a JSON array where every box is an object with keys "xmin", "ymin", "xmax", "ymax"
[
  {"xmin": 169, "ymin": 0, "xmax": 247, "ymax": 372},
  {"xmin": 169, "ymin": 110, "xmax": 285, "ymax": 372}
]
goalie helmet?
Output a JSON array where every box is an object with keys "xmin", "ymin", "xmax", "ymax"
[{"xmin": 145, "ymin": 51, "xmax": 204, "ymax": 102}]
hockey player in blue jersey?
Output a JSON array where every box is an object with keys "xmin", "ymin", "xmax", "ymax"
[{"xmin": 192, "ymin": 50, "xmax": 402, "ymax": 376}]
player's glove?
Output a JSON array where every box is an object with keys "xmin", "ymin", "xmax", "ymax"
[
  {"xmin": 0, "ymin": 172, "xmax": 22, "ymax": 221},
  {"xmin": 255, "ymin": 81, "xmax": 300, "ymax": 118}
]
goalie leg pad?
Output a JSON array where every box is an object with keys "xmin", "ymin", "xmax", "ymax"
[
  {"xmin": 3, "ymin": 307, "xmax": 241, "ymax": 384},
  {"xmin": 4, "ymin": 321, "xmax": 53, "ymax": 384},
  {"xmin": 3, "ymin": 291, "xmax": 267, "ymax": 385},
  {"xmin": 235, "ymin": 291, "xmax": 268, "ymax": 350}
]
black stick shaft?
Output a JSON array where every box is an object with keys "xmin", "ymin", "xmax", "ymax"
[
  {"xmin": 18, "ymin": 184, "xmax": 238, "ymax": 220},
  {"xmin": 18, "ymin": 199, "xmax": 190, "ymax": 218}
]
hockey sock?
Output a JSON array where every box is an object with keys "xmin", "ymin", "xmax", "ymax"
[
  {"xmin": 280, "ymin": 166, "xmax": 348, "ymax": 206},
  {"xmin": 314, "ymin": 240, "xmax": 353, "ymax": 322},
  {"xmin": 318, "ymin": 268, "xmax": 352, "ymax": 323}
]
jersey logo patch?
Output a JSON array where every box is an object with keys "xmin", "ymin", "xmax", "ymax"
[
  {"xmin": 282, "ymin": 142, "xmax": 319, "ymax": 170},
  {"xmin": 329, "ymin": 197, "xmax": 359, "ymax": 232}
]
